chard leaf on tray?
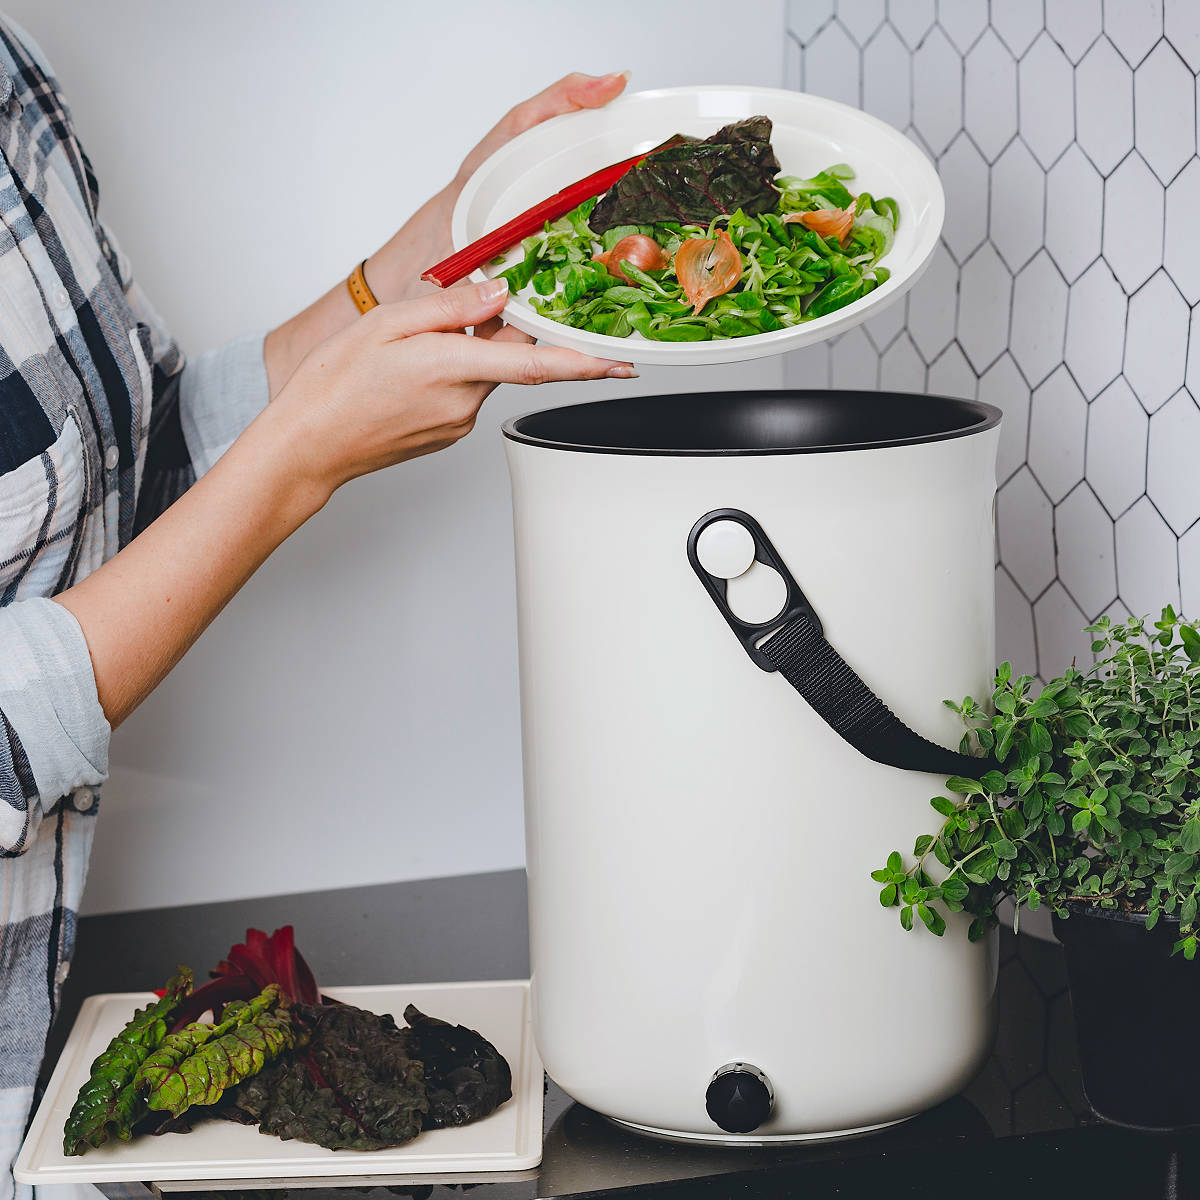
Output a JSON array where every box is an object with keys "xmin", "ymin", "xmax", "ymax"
[
  {"xmin": 144, "ymin": 987, "xmax": 295, "ymax": 1118},
  {"xmin": 587, "ymin": 116, "xmax": 781, "ymax": 232},
  {"xmin": 403, "ymin": 1003, "xmax": 514, "ymax": 1129},
  {"xmin": 219, "ymin": 1001, "xmax": 513, "ymax": 1151},
  {"xmin": 223, "ymin": 1003, "xmax": 429, "ymax": 1151},
  {"xmin": 134, "ymin": 985, "xmax": 283, "ymax": 1095},
  {"xmin": 62, "ymin": 926, "xmax": 517, "ymax": 1157},
  {"xmin": 62, "ymin": 969, "xmax": 193, "ymax": 1155}
]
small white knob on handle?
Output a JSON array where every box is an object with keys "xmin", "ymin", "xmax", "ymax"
[{"xmin": 695, "ymin": 520, "xmax": 757, "ymax": 580}]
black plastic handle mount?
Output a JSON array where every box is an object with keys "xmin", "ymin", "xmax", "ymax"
[{"xmin": 687, "ymin": 508, "xmax": 821, "ymax": 672}]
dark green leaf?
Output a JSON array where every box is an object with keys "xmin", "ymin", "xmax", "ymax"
[
  {"xmin": 1182, "ymin": 817, "xmax": 1200, "ymax": 855},
  {"xmin": 940, "ymin": 876, "xmax": 969, "ymax": 902},
  {"xmin": 589, "ymin": 118, "xmax": 781, "ymax": 231},
  {"xmin": 1029, "ymin": 721, "xmax": 1052, "ymax": 753},
  {"xmin": 1166, "ymin": 852, "xmax": 1194, "ymax": 876},
  {"xmin": 917, "ymin": 902, "xmax": 946, "ymax": 936}
]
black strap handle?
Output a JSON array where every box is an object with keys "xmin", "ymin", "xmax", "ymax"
[{"xmin": 688, "ymin": 509, "xmax": 985, "ymax": 778}]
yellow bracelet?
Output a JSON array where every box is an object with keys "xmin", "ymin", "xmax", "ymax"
[{"xmin": 347, "ymin": 259, "xmax": 378, "ymax": 314}]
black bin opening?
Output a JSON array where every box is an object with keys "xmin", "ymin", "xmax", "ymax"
[{"xmin": 503, "ymin": 390, "xmax": 1000, "ymax": 456}]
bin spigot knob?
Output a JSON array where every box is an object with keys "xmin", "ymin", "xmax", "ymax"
[{"xmin": 705, "ymin": 1062, "xmax": 774, "ymax": 1134}]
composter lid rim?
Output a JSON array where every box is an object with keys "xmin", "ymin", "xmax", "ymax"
[{"xmin": 502, "ymin": 390, "xmax": 1001, "ymax": 457}]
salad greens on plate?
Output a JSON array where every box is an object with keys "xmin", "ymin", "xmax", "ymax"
[{"xmin": 495, "ymin": 116, "xmax": 899, "ymax": 343}]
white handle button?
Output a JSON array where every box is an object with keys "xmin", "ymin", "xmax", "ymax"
[
  {"xmin": 725, "ymin": 561, "xmax": 788, "ymax": 625},
  {"xmin": 695, "ymin": 520, "xmax": 757, "ymax": 580}
]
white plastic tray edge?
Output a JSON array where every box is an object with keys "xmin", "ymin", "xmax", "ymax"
[{"xmin": 16, "ymin": 979, "xmax": 542, "ymax": 1185}]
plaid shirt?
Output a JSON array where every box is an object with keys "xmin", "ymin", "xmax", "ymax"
[{"xmin": 0, "ymin": 18, "xmax": 269, "ymax": 1198}]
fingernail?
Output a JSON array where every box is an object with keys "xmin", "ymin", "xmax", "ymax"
[
  {"xmin": 605, "ymin": 364, "xmax": 638, "ymax": 378},
  {"xmin": 481, "ymin": 277, "xmax": 508, "ymax": 302},
  {"xmin": 613, "ymin": 69, "xmax": 632, "ymax": 83}
]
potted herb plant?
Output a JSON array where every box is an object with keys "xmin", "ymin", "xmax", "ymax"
[{"xmin": 874, "ymin": 607, "xmax": 1200, "ymax": 1131}]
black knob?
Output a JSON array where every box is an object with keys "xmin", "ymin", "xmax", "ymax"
[{"xmin": 705, "ymin": 1062, "xmax": 774, "ymax": 1134}]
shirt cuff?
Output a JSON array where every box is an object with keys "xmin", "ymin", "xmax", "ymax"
[
  {"xmin": 0, "ymin": 598, "xmax": 110, "ymax": 804},
  {"xmin": 180, "ymin": 332, "xmax": 270, "ymax": 478}
]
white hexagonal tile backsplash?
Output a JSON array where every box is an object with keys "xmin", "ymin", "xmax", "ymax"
[{"xmin": 785, "ymin": 0, "xmax": 1200, "ymax": 680}]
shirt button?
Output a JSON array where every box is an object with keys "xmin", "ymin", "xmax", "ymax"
[
  {"xmin": 74, "ymin": 790, "xmax": 95, "ymax": 812},
  {"xmin": 104, "ymin": 445, "xmax": 120, "ymax": 471},
  {"xmin": 54, "ymin": 286, "xmax": 70, "ymax": 309},
  {"xmin": 55, "ymin": 961, "xmax": 70, "ymax": 986}
]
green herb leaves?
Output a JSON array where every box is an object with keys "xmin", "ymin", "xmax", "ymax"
[{"xmin": 874, "ymin": 608, "xmax": 1200, "ymax": 955}]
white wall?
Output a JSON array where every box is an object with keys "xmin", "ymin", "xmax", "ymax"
[{"xmin": 5, "ymin": 0, "xmax": 786, "ymax": 913}]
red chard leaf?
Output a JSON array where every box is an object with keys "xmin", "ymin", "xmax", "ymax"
[{"xmin": 588, "ymin": 116, "xmax": 781, "ymax": 232}]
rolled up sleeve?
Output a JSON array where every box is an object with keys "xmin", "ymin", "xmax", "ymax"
[
  {"xmin": 0, "ymin": 598, "xmax": 109, "ymax": 853},
  {"xmin": 179, "ymin": 333, "xmax": 271, "ymax": 478}
]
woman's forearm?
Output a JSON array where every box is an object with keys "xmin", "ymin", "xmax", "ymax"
[
  {"xmin": 75, "ymin": 194, "xmax": 454, "ymax": 727},
  {"xmin": 263, "ymin": 184, "xmax": 456, "ymax": 395},
  {"xmin": 54, "ymin": 405, "xmax": 328, "ymax": 728},
  {"xmin": 58, "ymin": 277, "xmax": 626, "ymax": 731}
]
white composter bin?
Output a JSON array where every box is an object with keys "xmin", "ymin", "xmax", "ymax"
[{"xmin": 503, "ymin": 390, "xmax": 1002, "ymax": 1145}]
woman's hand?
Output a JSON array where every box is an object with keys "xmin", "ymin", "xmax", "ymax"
[
  {"xmin": 60, "ymin": 276, "xmax": 632, "ymax": 727},
  {"xmin": 264, "ymin": 277, "xmax": 633, "ymax": 499},
  {"xmin": 455, "ymin": 71, "xmax": 628, "ymax": 190},
  {"xmin": 264, "ymin": 71, "xmax": 629, "ymax": 394}
]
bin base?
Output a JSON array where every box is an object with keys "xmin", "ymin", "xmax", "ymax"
[{"xmin": 607, "ymin": 1113, "xmax": 914, "ymax": 1147}]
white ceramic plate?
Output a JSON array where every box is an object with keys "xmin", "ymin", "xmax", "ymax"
[
  {"xmin": 16, "ymin": 980, "xmax": 542, "ymax": 1185},
  {"xmin": 451, "ymin": 84, "xmax": 944, "ymax": 366}
]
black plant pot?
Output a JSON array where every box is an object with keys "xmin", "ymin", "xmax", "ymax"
[{"xmin": 1052, "ymin": 904, "xmax": 1199, "ymax": 1132}]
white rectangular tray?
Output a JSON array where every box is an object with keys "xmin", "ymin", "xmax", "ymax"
[{"xmin": 16, "ymin": 980, "xmax": 543, "ymax": 1185}]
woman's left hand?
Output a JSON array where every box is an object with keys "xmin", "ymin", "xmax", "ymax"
[
  {"xmin": 265, "ymin": 73, "xmax": 630, "ymax": 393},
  {"xmin": 452, "ymin": 71, "xmax": 629, "ymax": 200}
]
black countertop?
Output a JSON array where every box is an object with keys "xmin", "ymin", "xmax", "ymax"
[{"xmin": 47, "ymin": 870, "xmax": 1200, "ymax": 1199}]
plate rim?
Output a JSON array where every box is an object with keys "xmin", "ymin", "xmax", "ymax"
[
  {"xmin": 449, "ymin": 83, "xmax": 945, "ymax": 365},
  {"xmin": 15, "ymin": 978, "xmax": 542, "ymax": 1184}
]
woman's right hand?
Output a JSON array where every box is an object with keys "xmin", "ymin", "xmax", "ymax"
[{"xmin": 264, "ymin": 278, "xmax": 634, "ymax": 500}]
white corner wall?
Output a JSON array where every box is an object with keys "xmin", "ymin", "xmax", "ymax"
[{"xmin": 3, "ymin": 0, "xmax": 787, "ymax": 913}]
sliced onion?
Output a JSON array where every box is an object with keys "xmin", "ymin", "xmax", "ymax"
[
  {"xmin": 783, "ymin": 206, "xmax": 856, "ymax": 247},
  {"xmin": 593, "ymin": 234, "xmax": 668, "ymax": 283},
  {"xmin": 674, "ymin": 229, "xmax": 743, "ymax": 314}
]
